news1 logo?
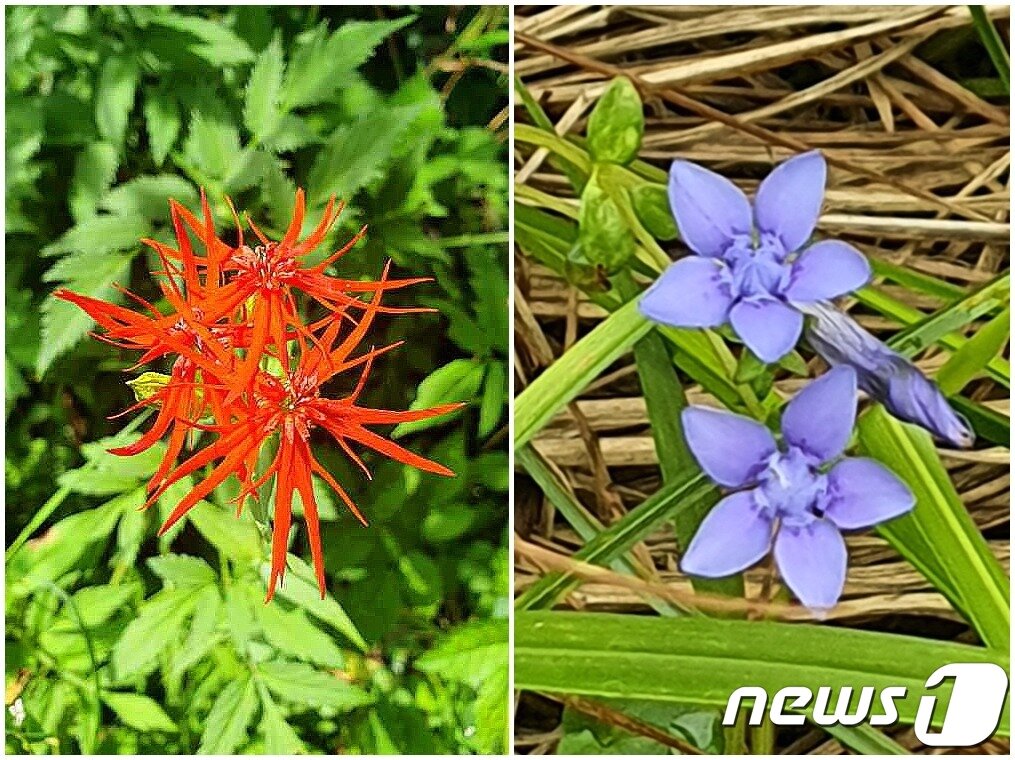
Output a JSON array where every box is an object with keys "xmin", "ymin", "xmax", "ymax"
[{"xmin": 722, "ymin": 663, "xmax": 1009, "ymax": 747}]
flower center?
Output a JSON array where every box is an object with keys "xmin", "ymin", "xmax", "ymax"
[
  {"xmin": 232, "ymin": 244, "xmax": 298, "ymax": 290},
  {"xmin": 756, "ymin": 446, "xmax": 827, "ymax": 525},
  {"xmin": 724, "ymin": 233, "xmax": 789, "ymax": 298}
]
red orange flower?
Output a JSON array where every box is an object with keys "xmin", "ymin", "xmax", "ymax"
[{"xmin": 57, "ymin": 189, "xmax": 462, "ymax": 601}]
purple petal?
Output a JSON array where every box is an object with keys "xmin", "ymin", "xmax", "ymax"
[
  {"xmin": 639, "ymin": 257, "xmax": 733, "ymax": 328},
  {"xmin": 781, "ymin": 365, "xmax": 857, "ymax": 462},
  {"xmin": 669, "ymin": 160, "xmax": 752, "ymax": 257},
  {"xmin": 785, "ymin": 241, "xmax": 871, "ymax": 303},
  {"xmin": 823, "ymin": 457, "xmax": 915, "ymax": 530},
  {"xmin": 774, "ymin": 519, "xmax": 846, "ymax": 611},
  {"xmin": 681, "ymin": 489, "xmax": 772, "ymax": 577},
  {"xmin": 755, "ymin": 151, "xmax": 826, "ymax": 253},
  {"xmin": 729, "ymin": 297, "xmax": 803, "ymax": 363},
  {"xmin": 681, "ymin": 406, "xmax": 777, "ymax": 487}
]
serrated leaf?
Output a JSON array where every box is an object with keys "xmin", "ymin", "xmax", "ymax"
[
  {"xmin": 102, "ymin": 692, "xmax": 178, "ymax": 732},
  {"xmin": 307, "ymin": 104, "xmax": 422, "ymax": 205},
  {"xmin": 415, "ymin": 619, "xmax": 507, "ymax": 685},
  {"xmin": 99, "ymin": 175, "xmax": 198, "ymax": 219},
  {"xmin": 69, "ymin": 142, "xmax": 119, "ymax": 222},
  {"xmin": 224, "ymin": 148, "xmax": 276, "ymax": 194},
  {"xmin": 172, "ymin": 585, "xmax": 222, "ymax": 676},
  {"xmin": 391, "ymin": 358, "xmax": 483, "ymax": 438},
  {"xmin": 261, "ymin": 114, "xmax": 321, "ymax": 153},
  {"xmin": 184, "ymin": 112, "xmax": 242, "ymax": 180},
  {"xmin": 41, "ymin": 214, "xmax": 149, "ymax": 258},
  {"xmin": 144, "ymin": 91, "xmax": 181, "ymax": 165},
  {"xmin": 257, "ymin": 661, "xmax": 372, "ymax": 711},
  {"xmin": 257, "ymin": 603, "xmax": 345, "ymax": 668},
  {"xmin": 147, "ymin": 554, "xmax": 216, "ymax": 588},
  {"xmin": 187, "ymin": 501, "xmax": 262, "ymax": 562},
  {"xmin": 112, "ymin": 586, "xmax": 203, "ymax": 679},
  {"xmin": 67, "ymin": 583, "xmax": 139, "ymax": 627},
  {"xmin": 198, "ymin": 677, "xmax": 258, "ymax": 754},
  {"xmin": 95, "ymin": 56, "xmax": 138, "ymax": 148},
  {"xmin": 282, "ymin": 16, "xmax": 415, "ymax": 109},
  {"xmin": 260, "ymin": 554, "xmax": 366, "ymax": 651},
  {"xmin": 244, "ymin": 33, "xmax": 286, "ymax": 138},
  {"xmin": 151, "ymin": 13, "xmax": 255, "ymax": 66},
  {"xmin": 259, "ymin": 687, "xmax": 304, "ymax": 754}
]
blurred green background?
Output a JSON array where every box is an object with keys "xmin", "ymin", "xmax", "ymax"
[{"xmin": 6, "ymin": 5, "xmax": 508, "ymax": 754}]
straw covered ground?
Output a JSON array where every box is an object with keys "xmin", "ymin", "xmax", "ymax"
[{"xmin": 512, "ymin": 4, "xmax": 1009, "ymax": 754}]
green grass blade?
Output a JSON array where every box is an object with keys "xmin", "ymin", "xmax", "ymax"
[
  {"xmin": 936, "ymin": 306, "xmax": 1010, "ymax": 396},
  {"xmin": 859, "ymin": 405, "xmax": 1010, "ymax": 649},
  {"xmin": 514, "ymin": 297, "xmax": 652, "ymax": 449},
  {"xmin": 515, "ymin": 611, "xmax": 1009, "ymax": 732},
  {"xmin": 950, "ymin": 395, "xmax": 1010, "ymax": 446},
  {"xmin": 969, "ymin": 6, "xmax": 1010, "ymax": 93},
  {"xmin": 516, "ymin": 474, "xmax": 716, "ymax": 610},
  {"xmin": 821, "ymin": 724, "xmax": 910, "ymax": 755}
]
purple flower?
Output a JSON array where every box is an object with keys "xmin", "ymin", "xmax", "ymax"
[
  {"xmin": 801, "ymin": 301, "xmax": 975, "ymax": 448},
  {"xmin": 680, "ymin": 365, "xmax": 915, "ymax": 611},
  {"xmin": 639, "ymin": 151, "xmax": 871, "ymax": 363}
]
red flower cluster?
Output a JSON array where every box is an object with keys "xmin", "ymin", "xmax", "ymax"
[{"xmin": 56, "ymin": 190, "xmax": 461, "ymax": 601}]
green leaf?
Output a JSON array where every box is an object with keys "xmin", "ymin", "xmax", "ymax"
[
  {"xmin": 171, "ymin": 585, "xmax": 222, "ymax": 676},
  {"xmin": 587, "ymin": 77, "xmax": 644, "ymax": 165},
  {"xmin": 244, "ymin": 32, "xmax": 286, "ymax": 139},
  {"xmin": 514, "ymin": 611, "xmax": 1010, "ymax": 732},
  {"xmin": 95, "ymin": 56, "xmax": 138, "ymax": 148},
  {"xmin": 99, "ymin": 175, "xmax": 198, "ymax": 219},
  {"xmin": 969, "ymin": 6, "xmax": 1009, "ymax": 93},
  {"xmin": 415, "ymin": 619, "xmax": 507, "ymax": 684},
  {"xmin": 936, "ymin": 306, "xmax": 1010, "ymax": 395},
  {"xmin": 256, "ymin": 603, "xmax": 345, "ymax": 668},
  {"xmin": 391, "ymin": 358, "xmax": 483, "ymax": 438},
  {"xmin": 184, "ymin": 112, "xmax": 242, "ymax": 181},
  {"xmin": 151, "ymin": 13, "xmax": 255, "ymax": 66},
  {"xmin": 69, "ymin": 142, "xmax": 119, "ymax": 222},
  {"xmin": 629, "ymin": 183, "xmax": 677, "ymax": 240},
  {"xmin": 282, "ymin": 16, "xmax": 416, "ymax": 109},
  {"xmin": 262, "ymin": 554, "xmax": 368, "ymax": 651},
  {"xmin": 187, "ymin": 501, "xmax": 262, "ymax": 562},
  {"xmin": 112, "ymin": 586, "xmax": 204, "ymax": 678},
  {"xmin": 859, "ymin": 405, "xmax": 1009, "ymax": 649},
  {"xmin": 307, "ymin": 104, "xmax": 422, "ymax": 205},
  {"xmin": 147, "ymin": 554, "xmax": 217, "ymax": 588},
  {"xmin": 515, "ymin": 297, "xmax": 652, "ymax": 449},
  {"xmin": 144, "ymin": 90, "xmax": 181, "ymax": 165},
  {"xmin": 257, "ymin": 661, "xmax": 373, "ymax": 711},
  {"xmin": 259, "ymin": 687, "xmax": 305, "ymax": 754},
  {"xmin": 67, "ymin": 583, "xmax": 139, "ymax": 627},
  {"xmin": 198, "ymin": 677, "xmax": 258, "ymax": 754},
  {"xmin": 102, "ymin": 692, "xmax": 178, "ymax": 733},
  {"xmin": 478, "ymin": 360, "xmax": 507, "ymax": 438}
]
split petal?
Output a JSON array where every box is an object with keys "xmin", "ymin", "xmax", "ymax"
[
  {"xmin": 823, "ymin": 457, "xmax": 915, "ymax": 530},
  {"xmin": 774, "ymin": 518, "xmax": 846, "ymax": 611},
  {"xmin": 639, "ymin": 257, "xmax": 734, "ymax": 327},
  {"xmin": 681, "ymin": 489, "xmax": 773, "ymax": 577},
  {"xmin": 754, "ymin": 150, "xmax": 826, "ymax": 253},
  {"xmin": 781, "ymin": 365, "xmax": 858, "ymax": 462},
  {"xmin": 785, "ymin": 240, "xmax": 871, "ymax": 303},
  {"xmin": 729, "ymin": 297, "xmax": 803, "ymax": 363},
  {"xmin": 681, "ymin": 406, "xmax": 777, "ymax": 487},
  {"xmin": 669, "ymin": 160, "xmax": 752, "ymax": 257}
]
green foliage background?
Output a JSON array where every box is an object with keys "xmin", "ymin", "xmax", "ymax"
[{"xmin": 6, "ymin": 5, "xmax": 508, "ymax": 754}]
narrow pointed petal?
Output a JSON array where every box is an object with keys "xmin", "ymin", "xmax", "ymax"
[
  {"xmin": 774, "ymin": 519, "xmax": 846, "ymax": 611},
  {"xmin": 639, "ymin": 257, "xmax": 734, "ymax": 328},
  {"xmin": 754, "ymin": 151, "xmax": 826, "ymax": 252},
  {"xmin": 729, "ymin": 297, "xmax": 803, "ymax": 363},
  {"xmin": 781, "ymin": 365, "xmax": 857, "ymax": 462},
  {"xmin": 681, "ymin": 406, "xmax": 776, "ymax": 487},
  {"xmin": 823, "ymin": 458, "xmax": 914, "ymax": 529},
  {"xmin": 669, "ymin": 160, "xmax": 752, "ymax": 257},
  {"xmin": 785, "ymin": 240, "xmax": 871, "ymax": 303},
  {"xmin": 681, "ymin": 489, "xmax": 772, "ymax": 577}
]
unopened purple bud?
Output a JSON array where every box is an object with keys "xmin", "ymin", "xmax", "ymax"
[{"xmin": 800, "ymin": 302, "xmax": 974, "ymax": 449}]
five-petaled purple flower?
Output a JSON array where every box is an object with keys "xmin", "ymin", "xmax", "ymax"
[
  {"xmin": 680, "ymin": 365, "xmax": 915, "ymax": 611},
  {"xmin": 640, "ymin": 151, "xmax": 871, "ymax": 363}
]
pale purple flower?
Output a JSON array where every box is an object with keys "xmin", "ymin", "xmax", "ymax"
[
  {"xmin": 801, "ymin": 301, "xmax": 974, "ymax": 448},
  {"xmin": 640, "ymin": 151, "xmax": 871, "ymax": 363},
  {"xmin": 680, "ymin": 365, "xmax": 915, "ymax": 611}
]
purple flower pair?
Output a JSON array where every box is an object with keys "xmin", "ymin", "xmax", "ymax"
[
  {"xmin": 640, "ymin": 151, "xmax": 871, "ymax": 362},
  {"xmin": 680, "ymin": 365, "xmax": 915, "ymax": 611}
]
